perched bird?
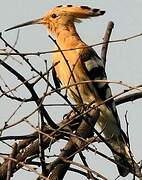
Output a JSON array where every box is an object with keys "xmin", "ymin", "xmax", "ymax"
[{"xmin": 6, "ymin": 5, "xmax": 140, "ymax": 177}]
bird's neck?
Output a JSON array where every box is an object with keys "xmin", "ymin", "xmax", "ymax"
[{"xmin": 54, "ymin": 23, "xmax": 84, "ymax": 49}]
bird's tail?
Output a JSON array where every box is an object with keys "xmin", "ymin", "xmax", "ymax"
[
  {"xmin": 96, "ymin": 105, "xmax": 141, "ymax": 177},
  {"xmin": 113, "ymin": 151, "xmax": 132, "ymax": 177},
  {"xmin": 111, "ymin": 134, "xmax": 140, "ymax": 177}
]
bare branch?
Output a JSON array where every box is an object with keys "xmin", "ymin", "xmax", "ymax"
[
  {"xmin": 101, "ymin": 21, "xmax": 114, "ymax": 66},
  {"xmin": 0, "ymin": 31, "xmax": 142, "ymax": 56}
]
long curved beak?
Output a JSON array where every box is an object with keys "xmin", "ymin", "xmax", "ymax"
[{"xmin": 5, "ymin": 18, "xmax": 43, "ymax": 32}]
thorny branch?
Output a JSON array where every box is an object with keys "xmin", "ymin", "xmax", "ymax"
[
  {"xmin": 0, "ymin": 30, "xmax": 142, "ymax": 56},
  {"xmin": 0, "ymin": 21, "xmax": 142, "ymax": 180}
]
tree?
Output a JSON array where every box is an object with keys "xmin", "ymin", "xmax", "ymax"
[{"xmin": 0, "ymin": 2, "xmax": 142, "ymax": 180}]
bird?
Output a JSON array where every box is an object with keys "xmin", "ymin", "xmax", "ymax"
[{"xmin": 5, "ymin": 5, "xmax": 140, "ymax": 177}]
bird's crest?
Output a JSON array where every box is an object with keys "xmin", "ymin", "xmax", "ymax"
[{"xmin": 49, "ymin": 5, "xmax": 105, "ymax": 19}]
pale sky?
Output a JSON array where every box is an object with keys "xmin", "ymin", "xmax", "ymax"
[{"xmin": 0, "ymin": 1, "xmax": 142, "ymax": 180}]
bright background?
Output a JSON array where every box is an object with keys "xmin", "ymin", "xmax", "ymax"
[{"xmin": 0, "ymin": 1, "xmax": 142, "ymax": 180}]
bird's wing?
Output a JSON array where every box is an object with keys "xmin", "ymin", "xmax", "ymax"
[
  {"xmin": 80, "ymin": 47, "xmax": 129, "ymax": 141},
  {"xmin": 80, "ymin": 47, "xmax": 120, "ymax": 123}
]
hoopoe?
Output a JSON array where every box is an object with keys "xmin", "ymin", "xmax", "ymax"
[{"xmin": 6, "ymin": 5, "xmax": 140, "ymax": 177}]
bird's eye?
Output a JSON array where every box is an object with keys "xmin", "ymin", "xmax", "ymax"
[{"xmin": 51, "ymin": 13, "xmax": 57, "ymax": 18}]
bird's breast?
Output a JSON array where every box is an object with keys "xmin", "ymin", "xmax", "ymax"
[
  {"xmin": 53, "ymin": 49, "xmax": 80, "ymax": 85},
  {"xmin": 52, "ymin": 49, "xmax": 96, "ymax": 103}
]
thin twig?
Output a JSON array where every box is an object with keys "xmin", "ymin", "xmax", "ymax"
[
  {"xmin": 61, "ymin": 157, "xmax": 108, "ymax": 180},
  {"xmin": 0, "ymin": 155, "xmax": 49, "ymax": 180},
  {"xmin": 1, "ymin": 31, "xmax": 142, "ymax": 56}
]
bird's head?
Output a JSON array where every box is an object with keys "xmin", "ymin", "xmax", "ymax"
[{"xmin": 5, "ymin": 5, "xmax": 105, "ymax": 34}]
